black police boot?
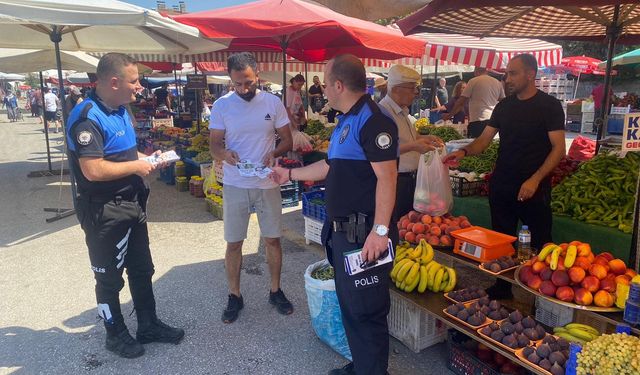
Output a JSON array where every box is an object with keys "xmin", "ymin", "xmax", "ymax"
[
  {"xmin": 105, "ymin": 322, "xmax": 145, "ymax": 359},
  {"xmin": 328, "ymin": 362, "xmax": 355, "ymax": 375},
  {"xmin": 135, "ymin": 310, "xmax": 185, "ymax": 344}
]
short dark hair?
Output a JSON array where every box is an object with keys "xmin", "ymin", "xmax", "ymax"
[
  {"xmin": 290, "ymin": 74, "xmax": 305, "ymax": 84},
  {"xmin": 327, "ymin": 54, "xmax": 366, "ymax": 92},
  {"xmin": 43, "ymin": 87, "xmax": 50, "ymax": 93},
  {"xmin": 227, "ymin": 52, "xmax": 258, "ymax": 75},
  {"xmin": 97, "ymin": 53, "xmax": 136, "ymax": 81},
  {"xmin": 512, "ymin": 54, "xmax": 538, "ymax": 76}
]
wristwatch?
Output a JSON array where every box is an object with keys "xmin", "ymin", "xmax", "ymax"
[{"xmin": 373, "ymin": 224, "xmax": 389, "ymax": 237}]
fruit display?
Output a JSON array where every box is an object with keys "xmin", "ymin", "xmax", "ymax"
[
  {"xmin": 457, "ymin": 141, "xmax": 499, "ymax": 174},
  {"xmin": 517, "ymin": 241, "xmax": 636, "ymax": 310},
  {"xmin": 551, "ymin": 152, "xmax": 640, "ymax": 233},
  {"xmin": 186, "ymin": 133, "xmax": 209, "ymax": 154},
  {"xmin": 478, "ymin": 310, "xmax": 549, "ymax": 350},
  {"xmin": 480, "ymin": 256, "xmax": 518, "ymax": 274},
  {"xmin": 445, "ymin": 286, "xmax": 487, "ymax": 303},
  {"xmin": 397, "ymin": 210, "xmax": 471, "ymax": 247},
  {"xmin": 422, "ymin": 125, "xmax": 463, "ymax": 142},
  {"xmin": 304, "ymin": 120, "xmax": 335, "ymax": 153},
  {"xmin": 552, "ymin": 323, "xmax": 600, "ymax": 344},
  {"xmin": 577, "ymin": 333, "xmax": 640, "ymax": 375},
  {"xmin": 445, "ymin": 297, "xmax": 509, "ymax": 327},
  {"xmin": 550, "ymin": 157, "xmax": 581, "ymax": 187},
  {"xmin": 391, "ymin": 240, "xmax": 457, "ymax": 293},
  {"xmin": 612, "ymin": 92, "xmax": 640, "ymax": 109},
  {"xmin": 518, "ymin": 335, "xmax": 571, "ymax": 375}
]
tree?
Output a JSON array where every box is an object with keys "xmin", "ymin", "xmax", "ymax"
[{"xmin": 24, "ymin": 73, "xmax": 40, "ymax": 89}]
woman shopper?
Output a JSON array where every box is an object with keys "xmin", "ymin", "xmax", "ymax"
[{"xmin": 286, "ymin": 74, "xmax": 306, "ymax": 131}]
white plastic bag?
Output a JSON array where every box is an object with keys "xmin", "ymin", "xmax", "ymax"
[
  {"xmin": 304, "ymin": 260, "xmax": 352, "ymax": 360},
  {"xmin": 292, "ymin": 129, "xmax": 313, "ymax": 153},
  {"xmin": 413, "ymin": 148, "xmax": 453, "ymax": 216}
]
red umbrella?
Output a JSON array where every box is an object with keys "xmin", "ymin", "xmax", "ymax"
[
  {"xmin": 558, "ymin": 56, "xmax": 613, "ymax": 76},
  {"xmin": 173, "ymin": 0, "xmax": 425, "ymax": 63}
]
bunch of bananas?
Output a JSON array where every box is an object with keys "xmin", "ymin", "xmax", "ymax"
[
  {"xmin": 553, "ymin": 323, "xmax": 600, "ymax": 344},
  {"xmin": 391, "ymin": 239, "xmax": 456, "ymax": 293}
]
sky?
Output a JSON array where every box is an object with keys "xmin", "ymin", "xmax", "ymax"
[{"xmin": 124, "ymin": 0, "xmax": 255, "ymax": 12}]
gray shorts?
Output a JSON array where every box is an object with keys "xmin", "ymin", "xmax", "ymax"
[{"xmin": 223, "ymin": 185, "xmax": 282, "ymax": 242}]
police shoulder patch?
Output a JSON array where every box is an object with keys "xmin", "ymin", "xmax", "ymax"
[
  {"xmin": 338, "ymin": 124, "xmax": 350, "ymax": 144},
  {"xmin": 77, "ymin": 131, "xmax": 93, "ymax": 146},
  {"xmin": 375, "ymin": 132, "xmax": 392, "ymax": 149}
]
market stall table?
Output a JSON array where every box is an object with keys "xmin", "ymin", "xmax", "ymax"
[{"xmin": 450, "ymin": 196, "xmax": 632, "ymax": 261}]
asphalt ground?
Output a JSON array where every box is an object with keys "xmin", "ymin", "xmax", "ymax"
[{"xmin": 0, "ymin": 111, "xmax": 454, "ymax": 375}]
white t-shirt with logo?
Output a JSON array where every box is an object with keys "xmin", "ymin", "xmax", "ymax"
[
  {"xmin": 44, "ymin": 92, "xmax": 58, "ymax": 112},
  {"xmin": 210, "ymin": 90, "xmax": 289, "ymax": 189},
  {"xmin": 462, "ymin": 74, "xmax": 505, "ymax": 122}
]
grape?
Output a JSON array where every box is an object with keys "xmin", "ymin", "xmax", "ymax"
[{"xmin": 577, "ymin": 333, "xmax": 640, "ymax": 375}]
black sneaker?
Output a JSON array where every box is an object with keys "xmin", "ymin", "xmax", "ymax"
[
  {"xmin": 269, "ymin": 289, "xmax": 293, "ymax": 315},
  {"xmin": 222, "ymin": 294, "xmax": 244, "ymax": 323},
  {"xmin": 136, "ymin": 311, "xmax": 185, "ymax": 345},
  {"xmin": 105, "ymin": 327, "xmax": 145, "ymax": 359},
  {"xmin": 328, "ymin": 363, "xmax": 355, "ymax": 375}
]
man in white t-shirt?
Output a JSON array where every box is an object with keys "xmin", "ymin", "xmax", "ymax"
[
  {"xmin": 443, "ymin": 67, "xmax": 505, "ymax": 137},
  {"xmin": 209, "ymin": 52, "xmax": 293, "ymax": 324},
  {"xmin": 43, "ymin": 87, "xmax": 61, "ymax": 133}
]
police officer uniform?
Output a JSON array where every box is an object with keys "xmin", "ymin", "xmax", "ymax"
[
  {"xmin": 67, "ymin": 92, "xmax": 182, "ymax": 356},
  {"xmin": 321, "ymin": 95, "xmax": 398, "ymax": 375}
]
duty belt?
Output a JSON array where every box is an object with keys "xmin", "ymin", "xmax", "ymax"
[
  {"xmin": 80, "ymin": 188, "xmax": 142, "ymax": 204},
  {"xmin": 332, "ymin": 213, "xmax": 369, "ymax": 244}
]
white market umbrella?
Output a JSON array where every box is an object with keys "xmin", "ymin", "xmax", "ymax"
[
  {"xmin": 0, "ymin": 72, "xmax": 25, "ymax": 80},
  {"xmin": 0, "ymin": 49, "xmax": 100, "ymax": 73}
]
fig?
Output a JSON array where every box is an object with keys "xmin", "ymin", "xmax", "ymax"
[
  {"xmin": 466, "ymin": 305, "xmax": 478, "ymax": 315},
  {"xmin": 550, "ymin": 362, "xmax": 564, "ymax": 375},
  {"xmin": 539, "ymin": 359, "xmax": 552, "ymax": 371},
  {"xmin": 536, "ymin": 343, "xmax": 551, "ymax": 359},
  {"xmin": 535, "ymin": 325, "xmax": 547, "ymax": 340},
  {"xmin": 456, "ymin": 310, "xmax": 469, "ymax": 321},
  {"xmin": 488, "ymin": 310, "xmax": 502, "ymax": 320},
  {"xmin": 489, "ymin": 321, "xmax": 500, "ymax": 331},
  {"xmin": 455, "ymin": 302, "xmax": 466, "ymax": 310},
  {"xmin": 480, "ymin": 326, "xmax": 492, "ymax": 336},
  {"xmin": 497, "ymin": 260, "xmax": 509, "ymax": 269},
  {"xmin": 548, "ymin": 352, "xmax": 566, "ymax": 366},
  {"xmin": 490, "ymin": 330, "xmax": 505, "ymax": 342},
  {"xmin": 501, "ymin": 322, "xmax": 515, "ymax": 335},
  {"xmin": 489, "ymin": 300, "xmax": 500, "ymax": 311},
  {"xmin": 549, "ymin": 342, "xmax": 561, "ymax": 352},
  {"xmin": 527, "ymin": 352, "xmax": 541, "ymax": 365},
  {"xmin": 557, "ymin": 338, "xmax": 570, "ymax": 350},
  {"xmin": 480, "ymin": 305, "xmax": 491, "ymax": 315},
  {"xmin": 521, "ymin": 316, "xmax": 536, "ymax": 329},
  {"xmin": 502, "ymin": 335, "xmax": 518, "ymax": 349},
  {"xmin": 499, "ymin": 307, "xmax": 510, "ymax": 319},
  {"xmin": 523, "ymin": 328, "xmax": 537, "ymax": 340},
  {"xmin": 542, "ymin": 335, "xmax": 557, "ymax": 345},
  {"xmin": 509, "ymin": 310, "xmax": 523, "ymax": 323},
  {"xmin": 514, "ymin": 322, "xmax": 524, "ymax": 334},
  {"xmin": 490, "ymin": 263, "xmax": 502, "ymax": 273},
  {"xmin": 517, "ymin": 334, "xmax": 530, "ymax": 348},
  {"xmin": 522, "ymin": 346, "xmax": 535, "ymax": 357},
  {"xmin": 446, "ymin": 305, "xmax": 459, "ymax": 315},
  {"xmin": 478, "ymin": 296, "xmax": 490, "ymax": 306}
]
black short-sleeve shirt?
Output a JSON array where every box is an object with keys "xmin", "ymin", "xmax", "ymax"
[
  {"xmin": 490, "ymin": 90, "xmax": 565, "ymax": 186},
  {"xmin": 325, "ymin": 95, "xmax": 398, "ymax": 219}
]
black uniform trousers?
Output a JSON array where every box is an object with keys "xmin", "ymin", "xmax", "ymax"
[
  {"xmin": 488, "ymin": 180, "xmax": 553, "ymax": 250},
  {"xmin": 394, "ymin": 172, "xmax": 417, "ymax": 220},
  {"xmin": 323, "ymin": 226, "xmax": 396, "ymax": 375},
  {"xmin": 76, "ymin": 189, "xmax": 156, "ymax": 327}
]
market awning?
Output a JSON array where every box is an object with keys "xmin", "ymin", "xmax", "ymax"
[
  {"xmin": 598, "ymin": 48, "xmax": 640, "ymax": 68},
  {"xmin": 0, "ymin": 49, "xmax": 100, "ymax": 74}
]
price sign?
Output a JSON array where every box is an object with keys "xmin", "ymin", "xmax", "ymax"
[
  {"xmin": 461, "ymin": 242, "xmax": 482, "ymax": 259},
  {"xmin": 186, "ymin": 74, "xmax": 207, "ymax": 89}
]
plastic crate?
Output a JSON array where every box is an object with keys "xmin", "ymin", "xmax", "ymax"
[
  {"xmin": 183, "ymin": 157, "xmax": 201, "ymax": 177},
  {"xmin": 388, "ymin": 290, "xmax": 447, "ymax": 353},
  {"xmin": 304, "ymin": 216, "xmax": 323, "ymax": 245},
  {"xmin": 534, "ymin": 296, "xmax": 574, "ymax": 327},
  {"xmin": 447, "ymin": 330, "xmax": 502, "ymax": 375},
  {"xmin": 281, "ymin": 181, "xmax": 300, "ymax": 208},
  {"xmin": 573, "ymin": 310, "xmax": 612, "ymax": 334},
  {"xmin": 302, "ymin": 190, "xmax": 327, "ymax": 221},
  {"xmin": 450, "ymin": 175, "xmax": 485, "ymax": 197}
]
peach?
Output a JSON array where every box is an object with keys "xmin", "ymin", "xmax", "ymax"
[
  {"xmin": 587, "ymin": 253, "xmax": 595, "ymax": 263},
  {"xmin": 399, "ymin": 229, "xmax": 407, "ymax": 239},
  {"xmin": 400, "ymin": 218, "xmax": 410, "ymax": 229},
  {"xmin": 408, "ymin": 211, "xmax": 420, "ymax": 222},
  {"xmin": 540, "ymin": 267, "xmax": 553, "ymax": 281},
  {"xmin": 568, "ymin": 266, "xmax": 586, "ymax": 284},
  {"xmin": 430, "ymin": 226, "xmax": 442, "ymax": 237},
  {"xmin": 574, "ymin": 288, "xmax": 594, "ymax": 306},
  {"xmin": 581, "ymin": 275, "xmax": 600, "ymax": 293},
  {"xmin": 551, "ymin": 270, "xmax": 570, "ymax": 287},
  {"xmin": 519, "ymin": 265, "xmax": 534, "ymax": 284},
  {"xmin": 599, "ymin": 252, "xmax": 614, "ymax": 262},
  {"xmin": 460, "ymin": 220, "xmax": 471, "ymax": 228},
  {"xmin": 569, "ymin": 240, "xmax": 582, "ymax": 247},
  {"xmin": 600, "ymin": 275, "xmax": 617, "ymax": 293},
  {"xmin": 577, "ymin": 243, "xmax": 592, "ymax": 257},
  {"xmin": 445, "ymin": 225, "xmax": 461, "ymax": 235},
  {"xmin": 615, "ymin": 275, "xmax": 631, "ymax": 286},
  {"xmin": 443, "ymin": 218, "xmax": 452, "ymax": 225},
  {"xmin": 412, "ymin": 223, "xmax": 426, "ymax": 234},
  {"xmin": 415, "ymin": 234, "xmax": 428, "ymax": 243},
  {"xmin": 556, "ymin": 257, "xmax": 566, "ymax": 271},
  {"xmin": 558, "ymin": 243, "xmax": 569, "ymax": 251},
  {"xmin": 404, "ymin": 231, "xmax": 416, "ymax": 243},
  {"xmin": 539, "ymin": 280, "xmax": 557, "ymax": 297},
  {"xmin": 439, "ymin": 223, "xmax": 448, "ymax": 233},
  {"xmin": 458, "ymin": 215, "xmax": 468, "ymax": 222},
  {"xmin": 527, "ymin": 275, "xmax": 543, "ymax": 290},
  {"xmin": 440, "ymin": 235, "xmax": 452, "ymax": 246},
  {"xmin": 608, "ymin": 259, "xmax": 627, "ymax": 275},
  {"xmin": 556, "ymin": 286, "xmax": 575, "ymax": 302},
  {"xmin": 626, "ymin": 269, "xmax": 638, "ymax": 279},
  {"xmin": 432, "ymin": 216, "xmax": 442, "ymax": 225},
  {"xmin": 593, "ymin": 256, "xmax": 609, "ymax": 267},
  {"xmin": 532, "ymin": 261, "xmax": 546, "ymax": 274},
  {"xmin": 397, "ymin": 221, "xmax": 402, "ymax": 230},
  {"xmin": 406, "ymin": 223, "xmax": 414, "ymax": 232},
  {"xmin": 421, "ymin": 215, "xmax": 432, "ymax": 225},
  {"xmin": 574, "ymin": 256, "xmax": 591, "ymax": 271},
  {"xmin": 589, "ymin": 264, "xmax": 608, "ymax": 280},
  {"xmin": 427, "ymin": 236, "xmax": 440, "ymax": 246},
  {"xmin": 593, "ymin": 290, "xmax": 615, "ymax": 308},
  {"xmin": 545, "ymin": 255, "xmax": 552, "ymax": 265}
]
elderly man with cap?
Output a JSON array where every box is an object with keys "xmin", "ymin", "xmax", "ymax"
[{"xmin": 378, "ymin": 65, "xmax": 443, "ymax": 219}]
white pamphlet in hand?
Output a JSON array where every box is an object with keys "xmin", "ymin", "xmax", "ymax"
[
  {"xmin": 141, "ymin": 150, "xmax": 180, "ymax": 166},
  {"xmin": 343, "ymin": 239, "xmax": 395, "ymax": 276},
  {"xmin": 236, "ymin": 159, "xmax": 273, "ymax": 179}
]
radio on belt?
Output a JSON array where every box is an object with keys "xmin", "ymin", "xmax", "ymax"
[{"xmin": 343, "ymin": 239, "xmax": 394, "ymax": 276}]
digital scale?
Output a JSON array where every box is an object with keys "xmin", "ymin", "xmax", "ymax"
[{"xmin": 451, "ymin": 226, "xmax": 516, "ymax": 262}]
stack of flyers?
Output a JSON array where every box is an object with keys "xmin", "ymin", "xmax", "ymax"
[
  {"xmin": 343, "ymin": 239, "xmax": 394, "ymax": 276},
  {"xmin": 236, "ymin": 160, "xmax": 272, "ymax": 179},
  {"xmin": 141, "ymin": 150, "xmax": 180, "ymax": 166}
]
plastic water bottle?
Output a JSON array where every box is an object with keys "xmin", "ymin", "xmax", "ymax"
[{"xmin": 517, "ymin": 225, "xmax": 532, "ymax": 264}]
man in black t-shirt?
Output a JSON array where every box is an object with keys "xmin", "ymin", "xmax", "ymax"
[
  {"xmin": 445, "ymin": 54, "xmax": 565, "ymax": 253},
  {"xmin": 308, "ymin": 75, "xmax": 324, "ymax": 113},
  {"xmin": 154, "ymin": 82, "xmax": 171, "ymax": 111}
]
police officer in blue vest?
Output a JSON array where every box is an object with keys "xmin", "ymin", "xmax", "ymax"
[
  {"xmin": 67, "ymin": 53, "xmax": 184, "ymax": 359},
  {"xmin": 271, "ymin": 54, "xmax": 398, "ymax": 375}
]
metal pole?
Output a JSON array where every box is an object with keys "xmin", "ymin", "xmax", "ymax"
[
  {"xmin": 430, "ymin": 59, "xmax": 439, "ymax": 108},
  {"xmin": 595, "ymin": 5, "xmax": 620, "ymax": 153},
  {"xmin": 573, "ymin": 71, "xmax": 580, "ymax": 100},
  {"xmin": 194, "ymin": 60, "xmax": 200, "ymax": 133},
  {"xmin": 304, "ymin": 61, "xmax": 309, "ymax": 117},
  {"xmin": 281, "ymin": 40, "xmax": 288, "ymax": 105},
  {"xmin": 173, "ymin": 63, "xmax": 181, "ymax": 118},
  {"xmin": 39, "ymin": 71, "xmax": 52, "ymax": 172}
]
